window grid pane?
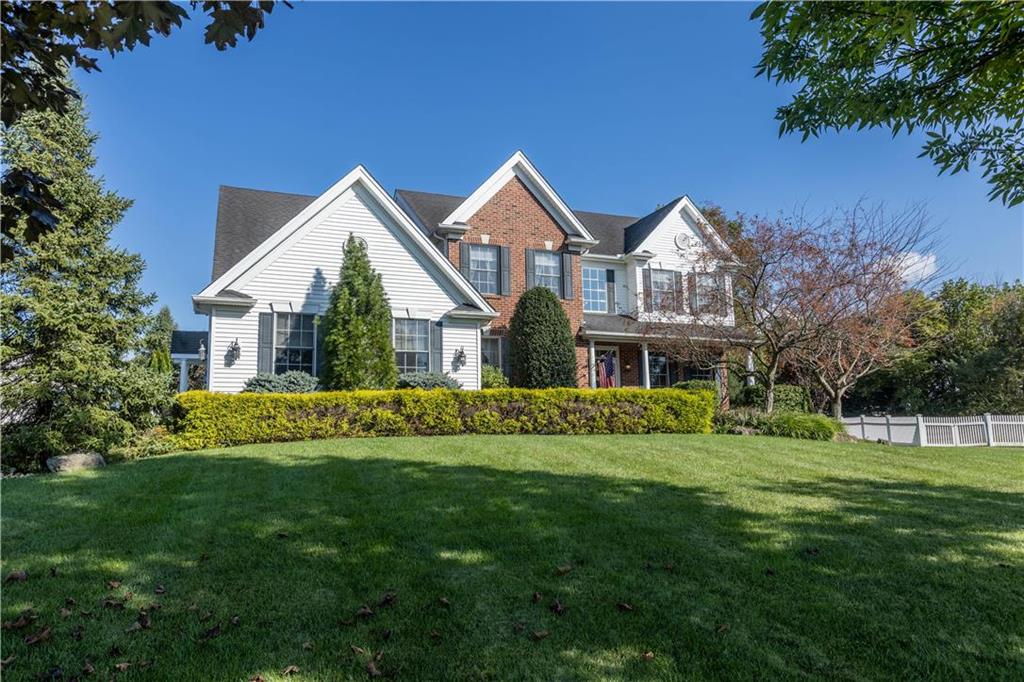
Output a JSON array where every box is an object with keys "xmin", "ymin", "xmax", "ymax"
[
  {"xmin": 582, "ymin": 267, "xmax": 608, "ymax": 312},
  {"xmin": 469, "ymin": 245, "xmax": 499, "ymax": 294},
  {"xmin": 695, "ymin": 273, "xmax": 719, "ymax": 314},
  {"xmin": 649, "ymin": 354, "xmax": 670, "ymax": 388},
  {"xmin": 534, "ymin": 251, "xmax": 561, "ymax": 295},
  {"xmin": 394, "ymin": 319, "xmax": 430, "ymax": 374},
  {"xmin": 650, "ymin": 270, "xmax": 675, "ymax": 312},
  {"xmin": 274, "ymin": 313, "xmax": 315, "ymax": 375},
  {"xmin": 481, "ymin": 337, "xmax": 501, "ymax": 367}
]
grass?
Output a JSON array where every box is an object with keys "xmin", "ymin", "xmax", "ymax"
[{"xmin": 1, "ymin": 435, "xmax": 1022, "ymax": 681}]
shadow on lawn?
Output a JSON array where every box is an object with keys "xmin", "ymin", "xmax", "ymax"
[{"xmin": 1, "ymin": 448, "xmax": 1022, "ymax": 681}]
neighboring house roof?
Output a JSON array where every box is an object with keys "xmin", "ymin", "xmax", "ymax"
[
  {"xmin": 170, "ymin": 330, "xmax": 207, "ymax": 355},
  {"xmin": 212, "ymin": 186, "xmax": 316, "ymax": 280}
]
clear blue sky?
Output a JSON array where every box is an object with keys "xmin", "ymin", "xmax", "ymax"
[{"xmin": 75, "ymin": 1, "xmax": 1023, "ymax": 329}]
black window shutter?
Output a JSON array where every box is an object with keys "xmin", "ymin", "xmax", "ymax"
[
  {"xmin": 430, "ymin": 320, "xmax": 444, "ymax": 373},
  {"xmin": 499, "ymin": 246, "xmax": 510, "ymax": 295},
  {"xmin": 668, "ymin": 359, "xmax": 679, "ymax": 386},
  {"xmin": 561, "ymin": 252, "xmax": 573, "ymax": 300},
  {"xmin": 674, "ymin": 271, "xmax": 686, "ymax": 315},
  {"xmin": 525, "ymin": 249, "xmax": 536, "ymax": 289},
  {"xmin": 606, "ymin": 268, "xmax": 616, "ymax": 312},
  {"xmin": 314, "ymin": 316, "xmax": 325, "ymax": 378},
  {"xmin": 459, "ymin": 242, "xmax": 471, "ymax": 281},
  {"xmin": 687, "ymin": 272, "xmax": 698, "ymax": 314},
  {"xmin": 500, "ymin": 335, "xmax": 510, "ymax": 377},
  {"xmin": 257, "ymin": 312, "xmax": 274, "ymax": 374},
  {"xmin": 642, "ymin": 269, "xmax": 653, "ymax": 312}
]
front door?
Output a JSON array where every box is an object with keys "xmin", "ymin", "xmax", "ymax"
[{"xmin": 595, "ymin": 345, "xmax": 621, "ymax": 387}]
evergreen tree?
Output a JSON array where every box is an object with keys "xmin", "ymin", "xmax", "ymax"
[
  {"xmin": 1, "ymin": 92, "xmax": 167, "ymax": 465},
  {"xmin": 148, "ymin": 346, "xmax": 173, "ymax": 375},
  {"xmin": 508, "ymin": 287, "xmax": 577, "ymax": 388},
  {"xmin": 319, "ymin": 235, "xmax": 398, "ymax": 390},
  {"xmin": 144, "ymin": 305, "xmax": 176, "ymax": 355}
]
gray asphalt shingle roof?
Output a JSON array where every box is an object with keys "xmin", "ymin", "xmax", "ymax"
[{"xmin": 170, "ymin": 330, "xmax": 208, "ymax": 355}]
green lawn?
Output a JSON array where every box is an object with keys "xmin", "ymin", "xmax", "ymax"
[{"xmin": 2, "ymin": 435, "xmax": 1022, "ymax": 681}]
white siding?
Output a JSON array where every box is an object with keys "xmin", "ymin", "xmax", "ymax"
[
  {"xmin": 631, "ymin": 205, "xmax": 735, "ymax": 326},
  {"xmin": 206, "ymin": 187, "xmax": 484, "ymax": 392},
  {"xmin": 443, "ymin": 321, "xmax": 481, "ymax": 390}
]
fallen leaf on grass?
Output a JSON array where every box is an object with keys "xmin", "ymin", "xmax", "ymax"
[
  {"xmin": 531, "ymin": 591, "xmax": 541, "ymax": 603},
  {"xmin": 125, "ymin": 621, "xmax": 143, "ymax": 634},
  {"xmin": 555, "ymin": 564, "xmax": 572, "ymax": 576},
  {"xmin": 60, "ymin": 607, "xmax": 73, "ymax": 619},
  {"xmin": 248, "ymin": 676, "xmax": 265, "ymax": 682},
  {"xmin": 82, "ymin": 660, "xmax": 95, "ymax": 675},
  {"xmin": 549, "ymin": 600, "xmax": 566, "ymax": 616},
  {"xmin": 616, "ymin": 602, "xmax": 634, "ymax": 612},
  {"xmin": 2, "ymin": 610, "xmax": 37, "ymax": 629},
  {"xmin": 102, "ymin": 598, "xmax": 126, "ymax": 610},
  {"xmin": 339, "ymin": 618, "xmax": 356, "ymax": 628},
  {"xmin": 641, "ymin": 651, "xmax": 655, "ymax": 661},
  {"xmin": 277, "ymin": 532, "xmax": 289, "ymax": 539},
  {"xmin": 23, "ymin": 626, "xmax": 51, "ymax": 646},
  {"xmin": 378, "ymin": 592, "xmax": 397, "ymax": 608},
  {"xmin": 366, "ymin": 660, "xmax": 382, "ymax": 677},
  {"xmin": 230, "ymin": 615, "xmax": 241, "ymax": 626},
  {"xmin": 4, "ymin": 570, "xmax": 27, "ymax": 583},
  {"xmin": 350, "ymin": 645, "xmax": 366, "ymax": 656},
  {"xmin": 64, "ymin": 597, "xmax": 76, "ymax": 607},
  {"xmin": 716, "ymin": 623, "xmax": 731, "ymax": 634},
  {"xmin": 78, "ymin": 610, "xmax": 93, "ymax": 618},
  {"xmin": 513, "ymin": 622, "xmax": 525, "ymax": 633},
  {"xmin": 200, "ymin": 611, "xmax": 213, "ymax": 622},
  {"xmin": 355, "ymin": 605, "xmax": 374, "ymax": 619},
  {"xmin": 154, "ymin": 585, "xmax": 166, "ymax": 595},
  {"xmin": 437, "ymin": 596, "xmax": 451, "ymax": 608},
  {"xmin": 532, "ymin": 630, "xmax": 550, "ymax": 641},
  {"xmin": 114, "ymin": 662, "xmax": 130, "ymax": 672},
  {"xmin": 302, "ymin": 640, "xmax": 313, "ymax": 651},
  {"xmin": 107, "ymin": 580, "xmax": 121, "ymax": 589},
  {"xmin": 200, "ymin": 624, "xmax": 222, "ymax": 641},
  {"xmin": 0, "ymin": 655, "xmax": 14, "ymax": 668},
  {"xmin": 282, "ymin": 665, "xmax": 300, "ymax": 675}
]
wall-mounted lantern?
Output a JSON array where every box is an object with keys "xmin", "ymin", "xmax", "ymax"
[
  {"xmin": 197, "ymin": 340, "xmax": 207, "ymax": 362},
  {"xmin": 228, "ymin": 338, "xmax": 241, "ymax": 362},
  {"xmin": 453, "ymin": 346, "xmax": 467, "ymax": 371}
]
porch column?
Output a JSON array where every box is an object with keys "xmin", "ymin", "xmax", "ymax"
[
  {"xmin": 177, "ymin": 359, "xmax": 189, "ymax": 393},
  {"xmin": 588, "ymin": 339, "xmax": 596, "ymax": 388},
  {"xmin": 641, "ymin": 343, "xmax": 651, "ymax": 389}
]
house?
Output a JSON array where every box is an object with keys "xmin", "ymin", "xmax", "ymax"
[{"xmin": 192, "ymin": 151, "xmax": 737, "ymax": 398}]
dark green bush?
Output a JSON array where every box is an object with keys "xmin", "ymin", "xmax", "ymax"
[
  {"xmin": 243, "ymin": 371, "xmax": 320, "ymax": 394},
  {"xmin": 481, "ymin": 365, "xmax": 509, "ymax": 389},
  {"xmin": 714, "ymin": 408, "xmax": 841, "ymax": 441},
  {"xmin": 735, "ymin": 383, "xmax": 811, "ymax": 412},
  {"xmin": 508, "ymin": 287, "xmax": 577, "ymax": 388},
  {"xmin": 397, "ymin": 372, "xmax": 461, "ymax": 390},
  {"xmin": 673, "ymin": 379, "xmax": 717, "ymax": 393},
  {"xmin": 171, "ymin": 388, "xmax": 714, "ymax": 450}
]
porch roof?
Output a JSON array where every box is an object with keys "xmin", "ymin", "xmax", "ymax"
[{"xmin": 580, "ymin": 314, "xmax": 748, "ymax": 343}]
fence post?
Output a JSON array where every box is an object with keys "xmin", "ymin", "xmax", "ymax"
[
  {"xmin": 859, "ymin": 415, "xmax": 866, "ymax": 440},
  {"xmin": 916, "ymin": 414, "xmax": 927, "ymax": 447},
  {"xmin": 885, "ymin": 414, "xmax": 893, "ymax": 444},
  {"xmin": 983, "ymin": 413, "xmax": 994, "ymax": 446}
]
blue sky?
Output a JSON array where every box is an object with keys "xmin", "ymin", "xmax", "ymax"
[{"xmin": 76, "ymin": 2, "xmax": 1023, "ymax": 329}]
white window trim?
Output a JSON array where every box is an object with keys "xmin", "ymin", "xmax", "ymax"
[
  {"xmin": 469, "ymin": 244, "xmax": 500, "ymax": 295},
  {"xmin": 481, "ymin": 335, "xmax": 502, "ymax": 368},
  {"xmin": 582, "ymin": 266, "xmax": 609, "ymax": 313},
  {"xmin": 273, "ymin": 312, "xmax": 318, "ymax": 376},
  {"xmin": 392, "ymin": 317, "xmax": 431, "ymax": 374}
]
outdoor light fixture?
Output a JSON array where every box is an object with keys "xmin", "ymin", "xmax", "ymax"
[
  {"xmin": 454, "ymin": 346, "xmax": 467, "ymax": 370},
  {"xmin": 228, "ymin": 338, "xmax": 241, "ymax": 362},
  {"xmin": 197, "ymin": 340, "xmax": 206, "ymax": 362}
]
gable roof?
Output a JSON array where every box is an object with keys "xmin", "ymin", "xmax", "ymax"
[
  {"xmin": 622, "ymin": 197, "xmax": 684, "ymax": 253},
  {"xmin": 441, "ymin": 151, "xmax": 596, "ymax": 243},
  {"xmin": 196, "ymin": 167, "xmax": 496, "ymax": 316},
  {"xmin": 212, "ymin": 186, "xmax": 316, "ymax": 280},
  {"xmin": 170, "ymin": 330, "xmax": 207, "ymax": 355}
]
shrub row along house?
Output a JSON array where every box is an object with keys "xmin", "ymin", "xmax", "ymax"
[{"xmin": 190, "ymin": 151, "xmax": 737, "ymax": 398}]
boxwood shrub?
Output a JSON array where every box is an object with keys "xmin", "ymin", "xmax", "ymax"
[
  {"xmin": 171, "ymin": 387, "xmax": 714, "ymax": 450},
  {"xmin": 735, "ymin": 383, "xmax": 811, "ymax": 413}
]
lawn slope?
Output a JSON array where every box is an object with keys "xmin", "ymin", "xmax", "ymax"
[{"xmin": 2, "ymin": 435, "xmax": 1022, "ymax": 680}]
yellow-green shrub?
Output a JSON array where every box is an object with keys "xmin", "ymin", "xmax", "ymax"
[{"xmin": 171, "ymin": 387, "xmax": 714, "ymax": 450}]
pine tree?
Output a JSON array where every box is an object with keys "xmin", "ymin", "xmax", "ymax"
[
  {"xmin": 508, "ymin": 287, "xmax": 578, "ymax": 388},
  {"xmin": 319, "ymin": 235, "xmax": 398, "ymax": 390},
  {"xmin": 1, "ymin": 91, "xmax": 168, "ymax": 466},
  {"xmin": 144, "ymin": 305, "xmax": 176, "ymax": 354}
]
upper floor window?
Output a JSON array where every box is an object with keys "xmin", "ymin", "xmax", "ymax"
[
  {"xmin": 649, "ymin": 269, "xmax": 677, "ymax": 312},
  {"xmin": 583, "ymin": 267, "xmax": 608, "ymax": 312},
  {"xmin": 691, "ymin": 272, "xmax": 726, "ymax": 316},
  {"xmin": 533, "ymin": 251, "xmax": 562, "ymax": 295},
  {"xmin": 275, "ymin": 313, "xmax": 315, "ymax": 375},
  {"xmin": 394, "ymin": 318, "xmax": 429, "ymax": 374},
  {"xmin": 469, "ymin": 244, "xmax": 499, "ymax": 294}
]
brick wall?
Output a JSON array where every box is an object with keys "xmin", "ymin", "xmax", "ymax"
[{"xmin": 447, "ymin": 176, "xmax": 589, "ymax": 386}]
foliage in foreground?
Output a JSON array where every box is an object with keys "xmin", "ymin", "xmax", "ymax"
[
  {"xmin": 734, "ymin": 383, "xmax": 811, "ymax": 414},
  {"xmin": 508, "ymin": 287, "xmax": 577, "ymax": 388},
  {"xmin": 1, "ymin": 96, "xmax": 169, "ymax": 469},
  {"xmin": 396, "ymin": 372, "xmax": 461, "ymax": 390},
  {"xmin": 243, "ymin": 371, "xmax": 320, "ymax": 394},
  {"xmin": 481, "ymin": 364, "xmax": 510, "ymax": 389},
  {"xmin": 715, "ymin": 409, "xmax": 843, "ymax": 441},
  {"xmin": 171, "ymin": 388, "xmax": 714, "ymax": 449},
  {"xmin": 754, "ymin": 1, "xmax": 1024, "ymax": 206}
]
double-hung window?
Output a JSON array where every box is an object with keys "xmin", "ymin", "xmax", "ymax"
[
  {"xmin": 274, "ymin": 313, "xmax": 315, "ymax": 375},
  {"xmin": 469, "ymin": 244, "xmax": 499, "ymax": 295},
  {"xmin": 582, "ymin": 267, "xmax": 608, "ymax": 312},
  {"xmin": 650, "ymin": 269, "xmax": 676, "ymax": 312},
  {"xmin": 394, "ymin": 319, "xmax": 430, "ymax": 374},
  {"xmin": 693, "ymin": 273, "xmax": 723, "ymax": 315},
  {"xmin": 648, "ymin": 353, "xmax": 671, "ymax": 388},
  {"xmin": 481, "ymin": 336, "xmax": 501, "ymax": 368},
  {"xmin": 534, "ymin": 251, "xmax": 562, "ymax": 295}
]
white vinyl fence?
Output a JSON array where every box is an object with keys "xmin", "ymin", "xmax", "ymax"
[{"xmin": 841, "ymin": 414, "xmax": 1024, "ymax": 447}]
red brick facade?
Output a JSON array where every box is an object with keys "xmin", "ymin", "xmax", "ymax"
[{"xmin": 446, "ymin": 177, "xmax": 590, "ymax": 386}]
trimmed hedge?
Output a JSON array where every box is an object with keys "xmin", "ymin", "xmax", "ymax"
[
  {"xmin": 171, "ymin": 387, "xmax": 714, "ymax": 450},
  {"xmin": 735, "ymin": 383, "xmax": 811, "ymax": 413},
  {"xmin": 714, "ymin": 409, "xmax": 842, "ymax": 441}
]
